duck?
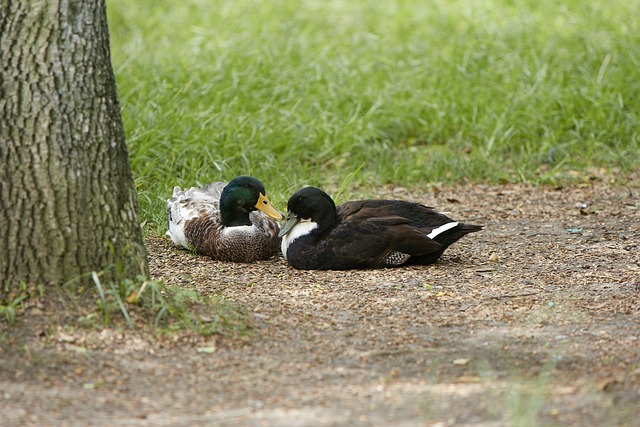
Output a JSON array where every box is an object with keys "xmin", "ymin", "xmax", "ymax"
[
  {"xmin": 166, "ymin": 176, "xmax": 284, "ymax": 262},
  {"xmin": 278, "ymin": 186, "xmax": 482, "ymax": 270}
]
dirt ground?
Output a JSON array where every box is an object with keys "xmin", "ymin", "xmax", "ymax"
[{"xmin": 1, "ymin": 182, "xmax": 639, "ymax": 426}]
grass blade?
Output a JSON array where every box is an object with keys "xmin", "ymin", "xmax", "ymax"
[{"xmin": 108, "ymin": 281, "xmax": 134, "ymax": 330}]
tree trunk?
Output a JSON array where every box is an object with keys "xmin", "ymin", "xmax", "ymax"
[{"xmin": 0, "ymin": 0, "xmax": 148, "ymax": 286}]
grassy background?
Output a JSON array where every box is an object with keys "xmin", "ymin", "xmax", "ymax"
[{"xmin": 106, "ymin": 0, "xmax": 639, "ymax": 235}]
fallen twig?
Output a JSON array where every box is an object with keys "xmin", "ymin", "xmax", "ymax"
[{"xmin": 485, "ymin": 291, "xmax": 538, "ymax": 300}]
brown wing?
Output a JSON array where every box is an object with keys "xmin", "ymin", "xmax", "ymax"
[{"xmin": 336, "ymin": 200, "xmax": 451, "ymax": 228}]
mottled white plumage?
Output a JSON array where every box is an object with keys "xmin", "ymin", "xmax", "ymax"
[{"xmin": 166, "ymin": 182, "xmax": 225, "ymax": 249}]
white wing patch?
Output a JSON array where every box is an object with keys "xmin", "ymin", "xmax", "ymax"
[
  {"xmin": 427, "ymin": 222, "xmax": 459, "ymax": 239},
  {"xmin": 281, "ymin": 220, "xmax": 318, "ymax": 260}
]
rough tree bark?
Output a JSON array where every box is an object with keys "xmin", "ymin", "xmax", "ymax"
[{"xmin": 0, "ymin": 0, "xmax": 149, "ymax": 285}]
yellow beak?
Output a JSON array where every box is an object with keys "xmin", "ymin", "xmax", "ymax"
[{"xmin": 255, "ymin": 193, "xmax": 284, "ymax": 220}]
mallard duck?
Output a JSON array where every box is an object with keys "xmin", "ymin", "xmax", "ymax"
[
  {"xmin": 166, "ymin": 176, "xmax": 283, "ymax": 262},
  {"xmin": 278, "ymin": 186, "xmax": 482, "ymax": 270}
]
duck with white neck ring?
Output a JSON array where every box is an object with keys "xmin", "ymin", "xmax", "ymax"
[{"xmin": 278, "ymin": 186, "xmax": 482, "ymax": 270}]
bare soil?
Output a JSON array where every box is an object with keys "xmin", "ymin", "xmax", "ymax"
[{"xmin": 2, "ymin": 182, "xmax": 639, "ymax": 426}]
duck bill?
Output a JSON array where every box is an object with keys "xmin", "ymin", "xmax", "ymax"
[
  {"xmin": 255, "ymin": 193, "xmax": 284, "ymax": 220},
  {"xmin": 278, "ymin": 213, "xmax": 300, "ymax": 238}
]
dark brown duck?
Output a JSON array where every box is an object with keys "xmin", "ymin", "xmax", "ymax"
[{"xmin": 279, "ymin": 186, "xmax": 482, "ymax": 270}]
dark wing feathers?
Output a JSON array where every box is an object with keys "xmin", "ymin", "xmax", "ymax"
[
  {"xmin": 337, "ymin": 200, "xmax": 449, "ymax": 227},
  {"xmin": 329, "ymin": 200, "xmax": 479, "ymax": 269},
  {"xmin": 310, "ymin": 215, "xmax": 442, "ymax": 269}
]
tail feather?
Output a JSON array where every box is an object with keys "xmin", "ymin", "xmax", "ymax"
[
  {"xmin": 408, "ymin": 222, "xmax": 482, "ymax": 265},
  {"xmin": 427, "ymin": 222, "xmax": 459, "ymax": 239},
  {"xmin": 431, "ymin": 223, "xmax": 482, "ymax": 248}
]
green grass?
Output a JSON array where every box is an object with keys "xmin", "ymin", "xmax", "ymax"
[
  {"xmin": 82, "ymin": 272, "xmax": 252, "ymax": 336},
  {"xmin": 0, "ymin": 281, "xmax": 31, "ymax": 325},
  {"xmin": 107, "ymin": 0, "xmax": 640, "ymax": 234}
]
